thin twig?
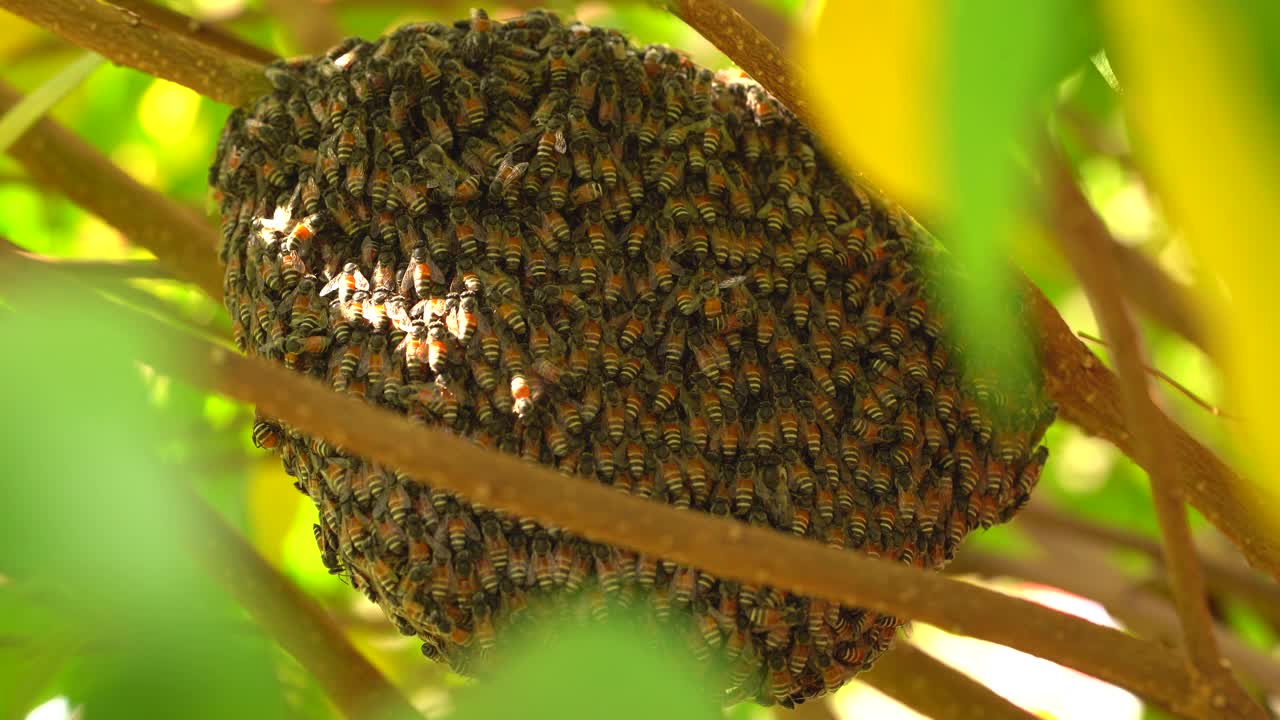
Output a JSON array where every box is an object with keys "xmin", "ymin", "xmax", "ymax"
[
  {"xmin": 672, "ymin": 0, "xmax": 1280, "ymax": 583},
  {"xmin": 103, "ymin": 0, "xmax": 278, "ymax": 65},
  {"xmin": 1102, "ymin": 237, "xmax": 1212, "ymax": 356},
  {"xmin": 1029, "ymin": 279, "xmax": 1280, "ymax": 581},
  {"xmin": 0, "ymin": 0, "xmax": 271, "ymax": 106},
  {"xmin": 1076, "ymin": 331, "xmax": 1234, "ymax": 418},
  {"xmin": 860, "ymin": 642, "xmax": 1042, "ymax": 720},
  {"xmin": 0, "ymin": 238, "xmax": 171, "ymax": 280},
  {"xmin": 1049, "ymin": 156, "xmax": 1243, "ymax": 709},
  {"xmin": 261, "ymin": 0, "xmax": 342, "ymax": 55},
  {"xmin": 0, "ymin": 82, "xmax": 224, "ymax": 298}
]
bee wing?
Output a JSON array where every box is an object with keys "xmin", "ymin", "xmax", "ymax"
[
  {"xmin": 399, "ymin": 265, "xmax": 416, "ymax": 295},
  {"xmin": 554, "ymin": 129, "xmax": 567, "ymax": 154},
  {"xmin": 318, "ymin": 272, "xmax": 344, "ymax": 296},
  {"xmin": 388, "ymin": 300, "xmax": 412, "ymax": 331},
  {"xmin": 356, "ymin": 342, "xmax": 376, "ymax": 376},
  {"xmin": 353, "ymin": 268, "xmax": 370, "ymax": 291}
]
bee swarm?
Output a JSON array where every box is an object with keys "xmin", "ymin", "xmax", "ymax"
[{"xmin": 213, "ymin": 8, "xmax": 1054, "ymax": 707}]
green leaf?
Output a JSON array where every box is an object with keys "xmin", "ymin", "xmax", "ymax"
[
  {"xmin": 941, "ymin": 0, "xmax": 1100, "ymax": 403},
  {"xmin": 451, "ymin": 613, "xmax": 720, "ymax": 720}
]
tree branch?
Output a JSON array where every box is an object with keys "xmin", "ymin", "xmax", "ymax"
[
  {"xmin": 1048, "ymin": 157, "xmax": 1239, "ymax": 706},
  {"xmin": 677, "ymin": 0, "xmax": 1280, "ymax": 583},
  {"xmin": 3, "ymin": 254, "xmax": 1250, "ymax": 720},
  {"xmin": 860, "ymin": 642, "xmax": 1042, "ymax": 720},
  {"xmin": 0, "ymin": 82, "xmax": 224, "ymax": 299},
  {"xmin": 0, "ymin": 243, "xmax": 1239, "ymax": 718},
  {"xmin": 261, "ymin": 0, "xmax": 342, "ymax": 55},
  {"xmin": 663, "ymin": 0, "xmax": 811, "ymax": 124},
  {"xmin": 0, "ymin": 0, "xmax": 271, "ymax": 106},
  {"xmin": 104, "ymin": 0, "xmax": 277, "ymax": 65},
  {"xmin": 1104, "ymin": 237, "xmax": 1212, "ymax": 356}
]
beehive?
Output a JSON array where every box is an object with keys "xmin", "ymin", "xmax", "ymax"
[{"xmin": 212, "ymin": 8, "xmax": 1055, "ymax": 707}]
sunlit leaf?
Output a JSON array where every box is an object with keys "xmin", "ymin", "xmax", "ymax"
[
  {"xmin": 803, "ymin": 2, "xmax": 1097, "ymax": 407},
  {"xmin": 1102, "ymin": 1, "xmax": 1280, "ymax": 534},
  {"xmin": 0, "ymin": 51, "xmax": 102, "ymax": 154},
  {"xmin": 0, "ymin": 285, "xmax": 290, "ymax": 718},
  {"xmin": 800, "ymin": 3, "xmax": 939, "ymax": 214}
]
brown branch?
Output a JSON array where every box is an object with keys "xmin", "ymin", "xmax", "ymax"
[
  {"xmin": 948, "ymin": 549, "xmax": 1280, "ymax": 699},
  {"xmin": 1104, "ymin": 237, "xmax": 1212, "ymax": 356},
  {"xmin": 860, "ymin": 642, "xmax": 1042, "ymax": 720},
  {"xmin": 0, "ymin": 82, "xmax": 224, "ymax": 299},
  {"xmin": 675, "ymin": 0, "xmax": 1280, "ymax": 583},
  {"xmin": 1049, "ymin": 157, "xmax": 1243, "ymax": 709},
  {"xmin": 261, "ymin": 0, "xmax": 342, "ymax": 55},
  {"xmin": 723, "ymin": 0, "xmax": 792, "ymax": 54},
  {"xmin": 664, "ymin": 0, "xmax": 811, "ymax": 125},
  {"xmin": 105, "ymin": 0, "xmax": 277, "ymax": 65},
  {"xmin": 19, "ymin": 274, "xmax": 1255, "ymax": 718},
  {"xmin": 0, "ymin": 0, "xmax": 271, "ymax": 106},
  {"xmin": 0, "ymin": 243, "xmax": 1239, "ymax": 719},
  {"xmin": 1029, "ymin": 280, "xmax": 1280, "ymax": 580}
]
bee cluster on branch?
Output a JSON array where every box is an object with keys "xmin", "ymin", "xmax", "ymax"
[{"xmin": 211, "ymin": 7, "xmax": 1055, "ymax": 707}]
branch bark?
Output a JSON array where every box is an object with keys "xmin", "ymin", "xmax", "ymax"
[
  {"xmin": 0, "ymin": 83, "xmax": 224, "ymax": 299},
  {"xmin": 9, "ymin": 254, "xmax": 1249, "ymax": 718},
  {"xmin": 1049, "ymin": 157, "xmax": 1241, "ymax": 709},
  {"xmin": 0, "ymin": 245, "xmax": 1267, "ymax": 718},
  {"xmin": 0, "ymin": 0, "xmax": 271, "ymax": 106},
  {"xmin": 260, "ymin": 0, "xmax": 342, "ymax": 55},
  {"xmin": 104, "ymin": 0, "xmax": 277, "ymax": 65},
  {"xmin": 860, "ymin": 642, "xmax": 1042, "ymax": 720},
  {"xmin": 664, "ymin": 0, "xmax": 810, "ymax": 124}
]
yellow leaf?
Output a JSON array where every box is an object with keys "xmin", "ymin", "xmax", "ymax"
[
  {"xmin": 797, "ymin": 2, "xmax": 942, "ymax": 216},
  {"xmin": 1103, "ymin": 4, "xmax": 1280, "ymax": 522},
  {"xmin": 248, "ymin": 456, "xmax": 306, "ymax": 567}
]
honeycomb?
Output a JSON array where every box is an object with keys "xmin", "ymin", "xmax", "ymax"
[{"xmin": 212, "ymin": 8, "xmax": 1055, "ymax": 706}]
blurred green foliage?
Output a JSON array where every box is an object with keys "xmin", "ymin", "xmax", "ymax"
[{"xmin": 0, "ymin": 1, "xmax": 1262, "ymax": 719}]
